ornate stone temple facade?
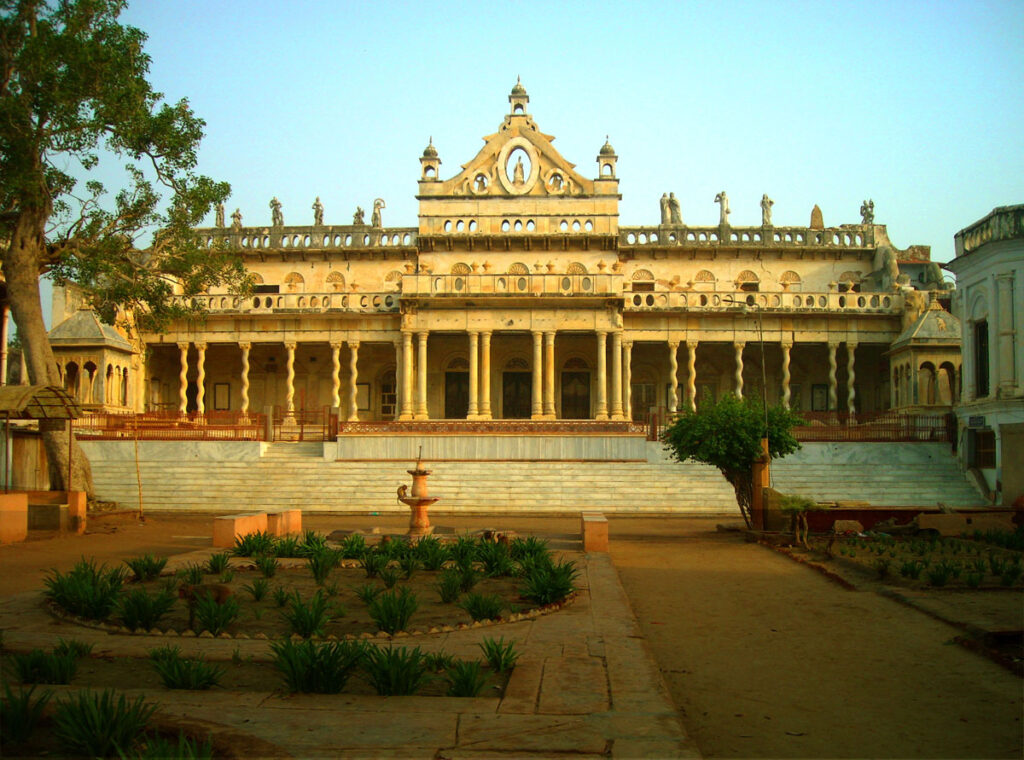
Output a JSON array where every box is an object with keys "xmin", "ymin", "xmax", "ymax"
[{"xmin": 50, "ymin": 82, "xmax": 956, "ymax": 423}]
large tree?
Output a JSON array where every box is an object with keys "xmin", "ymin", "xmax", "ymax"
[
  {"xmin": 1, "ymin": 0, "xmax": 247, "ymax": 494},
  {"xmin": 661, "ymin": 394, "xmax": 804, "ymax": 527}
]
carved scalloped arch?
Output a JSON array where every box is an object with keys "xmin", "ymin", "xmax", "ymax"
[
  {"xmin": 838, "ymin": 270, "xmax": 862, "ymax": 282},
  {"xmin": 251, "ymin": 272, "xmax": 264, "ymax": 284},
  {"xmin": 631, "ymin": 269, "xmax": 654, "ymax": 281},
  {"xmin": 779, "ymin": 270, "xmax": 801, "ymax": 283},
  {"xmin": 451, "ymin": 262, "xmax": 472, "ymax": 275},
  {"xmin": 508, "ymin": 262, "xmax": 529, "ymax": 275},
  {"xmin": 695, "ymin": 270, "xmax": 716, "ymax": 282},
  {"xmin": 736, "ymin": 270, "xmax": 759, "ymax": 282},
  {"xmin": 384, "ymin": 270, "xmax": 403, "ymax": 282},
  {"xmin": 326, "ymin": 271, "xmax": 346, "ymax": 291},
  {"xmin": 566, "ymin": 262, "xmax": 587, "ymax": 275}
]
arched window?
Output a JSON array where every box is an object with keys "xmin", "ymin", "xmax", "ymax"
[
  {"xmin": 919, "ymin": 362, "xmax": 937, "ymax": 405},
  {"xmin": 632, "ymin": 269, "xmax": 655, "ymax": 293},
  {"xmin": 736, "ymin": 270, "xmax": 760, "ymax": 293},
  {"xmin": 838, "ymin": 270, "xmax": 862, "ymax": 293}
]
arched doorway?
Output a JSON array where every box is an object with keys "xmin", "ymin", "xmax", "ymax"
[{"xmin": 502, "ymin": 357, "xmax": 532, "ymax": 419}]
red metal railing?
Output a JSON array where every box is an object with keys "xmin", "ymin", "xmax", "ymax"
[
  {"xmin": 76, "ymin": 411, "xmax": 266, "ymax": 441},
  {"xmin": 648, "ymin": 407, "xmax": 955, "ymax": 445},
  {"xmin": 271, "ymin": 407, "xmax": 332, "ymax": 442}
]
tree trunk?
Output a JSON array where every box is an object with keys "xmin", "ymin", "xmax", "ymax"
[
  {"xmin": 1, "ymin": 206, "xmax": 95, "ymax": 497},
  {"xmin": 725, "ymin": 468, "xmax": 753, "ymax": 529}
]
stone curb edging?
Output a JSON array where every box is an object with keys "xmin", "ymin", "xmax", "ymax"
[
  {"xmin": 755, "ymin": 540, "xmax": 858, "ymax": 591},
  {"xmin": 44, "ymin": 576, "xmax": 578, "ymax": 642}
]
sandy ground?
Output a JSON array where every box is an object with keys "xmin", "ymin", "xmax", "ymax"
[{"xmin": 2, "ymin": 512, "xmax": 1021, "ymax": 759}]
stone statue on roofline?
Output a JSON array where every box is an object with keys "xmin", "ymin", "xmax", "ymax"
[
  {"xmin": 215, "ymin": 202, "xmax": 225, "ymax": 228},
  {"xmin": 669, "ymin": 193, "xmax": 682, "ymax": 225},
  {"xmin": 660, "ymin": 193, "xmax": 670, "ymax": 225},
  {"xmin": 371, "ymin": 198, "xmax": 386, "ymax": 228},
  {"xmin": 761, "ymin": 194, "xmax": 774, "ymax": 226},
  {"xmin": 860, "ymin": 199, "xmax": 875, "ymax": 225},
  {"xmin": 353, "ymin": 206, "xmax": 365, "ymax": 225},
  {"xmin": 270, "ymin": 197, "xmax": 283, "ymax": 227},
  {"xmin": 230, "ymin": 208, "xmax": 242, "ymax": 231},
  {"xmin": 714, "ymin": 191, "xmax": 730, "ymax": 225},
  {"xmin": 312, "ymin": 197, "xmax": 324, "ymax": 226}
]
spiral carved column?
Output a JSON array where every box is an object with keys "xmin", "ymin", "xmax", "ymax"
[
  {"xmin": 348, "ymin": 341, "xmax": 360, "ymax": 422},
  {"xmin": 284, "ymin": 342, "xmax": 296, "ymax": 416},
  {"xmin": 686, "ymin": 342, "xmax": 697, "ymax": 412},
  {"xmin": 846, "ymin": 342, "xmax": 858, "ymax": 416},
  {"xmin": 177, "ymin": 342, "xmax": 189, "ymax": 413},
  {"xmin": 330, "ymin": 343, "xmax": 342, "ymax": 410},
  {"xmin": 733, "ymin": 341, "xmax": 746, "ymax": 399},
  {"xmin": 239, "ymin": 342, "xmax": 251, "ymax": 414},
  {"xmin": 668, "ymin": 341, "xmax": 679, "ymax": 414},
  {"xmin": 780, "ymin": 341, "xmax": 792, "ymax": 409},
  {"xmin": 827, "ymin": 341, "xmax": 839, "ymax": 412},
  {"xmin": 195, "ymin": 343, "xmax": 207, "ymax": 414}
]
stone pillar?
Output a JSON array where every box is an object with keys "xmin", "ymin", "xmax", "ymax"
[
  {"xmin": 347, "ymin": 340, "xmax": 360, "ymax": 421},
  {"xmin": 827, "ymin": 341, "xmax": 839, "ymax": 411},
  {"xmin": 479, "ymin": 331, "xmax": 492, "ymax": 419},
  {"xmin": 468, "ymin": 331, "xmax": 479, "ymax": 419},
  {"xmin": 416, "ymin": 331, "xmax": 429, "ymax": 419},
  {"xmin": 0, "ymin": 305, "xmax": 8, "ymax": 386},
  {"xmin": 401, "ymin": 331, "xmax": 414, "ymax": 420},
  {"xmin": 393, "ymin": 338, "xmax": 403, "ymax": 420},
  {"xmin": 239, "ymin": 342, "xmax": 251, "ymax": 414},
  {"xmin": 686, "ymin": 342, "xmax": 697, "ymax": 412},
  {"xmin": 195, "ymin": 343, "xmax": 207, "ymax": 414},
  {"xmin": 330, "ymin": 342, "xmax": 342, "ymax": 409},
  {"xmin": 846, "ymin": 341, "xmax": 858, "ymax": 417},
  {"xmin": 623, "ymin": 340, "xmax": 633, "ymax": 421},
  {"xmin": 285, "ymin": 341, "xmax": 296, "ymax": 416},
  {"xmin": 667, "ymin": 340, "xmax": 679, "ymax": 415},
  {"xmin": 531, "ymin": 331, "xmax": 543, "ymax": 419},
  {"xmin": 733, "ymin": 341, "xmax": 745, "ymax": 399},
  {"xmin": 544, "ymin": 331, "xmax": 556, "ymax": 419},
  {"xmin": 595, "ymin": 331, "xmax": 609, "ymax": 420},
  {"xmin": 996, "ymin": 273, "xmax": 1017, "ymax": 393},
  {"xmin": 610, "ymin": 331, "xmax": 624, "ymax": 420},
  {"xmin": 177, "ymin": 342, "xmax": 189, "ymax": 413},
  {"xmin": 780, "ymin": 340, "xmax": 793, "ymax": 409}
]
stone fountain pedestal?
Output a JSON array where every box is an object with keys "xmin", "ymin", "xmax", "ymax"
[{"xmin": 398, "ymin": 458, "xmax": 439, "ymax": 538}]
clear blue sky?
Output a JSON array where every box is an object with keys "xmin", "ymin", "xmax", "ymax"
[{"xmin": 39, "ymin": 0, "xmax": 1024, "ymax": 326}]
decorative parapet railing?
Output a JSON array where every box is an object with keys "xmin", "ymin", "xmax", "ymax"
[
  {"xmin": 338, "ymin": 420, "xmax": 648, "ymax": 435},
  {"xmin": 402, "ymin": 272, "xmax": 621, "ymax": 298},
  {"xmin": 619, "ymin": 225, "xmax": 872, "ymax": 249},
  {"xmin": 76, "ymin": 411, "xmax": 266, "ymax": 441},
  {"xmin": 624, "ymin": 290, "xmax": 903, "ymax": 314},
  {"xmin": 179, "ymin": 291, "xmax": 400, "ymax": 314},
  {"xmin": 954, "ymin": 204, "xmax": 1024, "ymax": 256},
  {"xmin": 196, "ymin": 226, "xmax": 418, "ymax": 252}
]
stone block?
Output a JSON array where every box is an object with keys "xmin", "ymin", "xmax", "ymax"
[
  {"xmin": 832, "ymin": 519, "xmax": 865, "ymax": 534},
  {"xmin": 267, "ymin": 509, "xmax": 302, "ymax": 536},
  {"xmin": 28, "ymin": 503, "xmax": 66, "ymax": 531},
  {"xmin": 581, "ymin": 512, "xmax": 608, "ymax": 552},
  {"xmin": 0, "ymin": 492, "xmax": 28, "ymax": 544},
  {"xmin": 917, "ymin": 512, "xmax": 1014, "ymax": 537},
  {"xmin": 212, "ymin": 512, "xmax": 269, "ymax": 548}
]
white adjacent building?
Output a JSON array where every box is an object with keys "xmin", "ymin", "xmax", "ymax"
[{"xmin": 947, "ymin": 204, "xmax": 1024, "ymax": 505}]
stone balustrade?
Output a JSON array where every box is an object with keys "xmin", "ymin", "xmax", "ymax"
[
  {"xmin": 196, "ymin": 226, "xmax": 418, "ymax": 251},
  {"xmin": 954, "ymin": 204, "xmax": 1024, "ymax": 256},
  {"xmin": 619, "ymin": 225, "xmax": 872, "ymax": 249},
  {"xmin": 624, "ymin": 290, "xmax": 903, "ymax": 314},
  {"xmin": 402, "ymin": 272, "xmax": 621, "ymax": 298},
  {"xmin": 181, "ymin": 291, "xmax": 400, "ymax": 314}
]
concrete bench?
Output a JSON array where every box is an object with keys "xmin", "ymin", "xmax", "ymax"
[
  {"xmin": 212, "ymin": 512, "xmax": 269, "ymax": 548},
  {"xmin": 267, "ymin": 509, "xmax": 302, "ymax": 537},
  {"xmin": 0, "ymin": 493, "xmax": 28, "ymax": 544},
  {"xmin": 581, "ymin": 511, "xmax": 609, "ymax": 552}
]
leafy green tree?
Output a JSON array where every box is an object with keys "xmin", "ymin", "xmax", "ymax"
[
  {"xmin": 661, "ymin": 394, "xmax": 803, "ymax": 527},
  {"xmin": 1, "ymin": 0, "xmax": 248, "ymax": 494}
]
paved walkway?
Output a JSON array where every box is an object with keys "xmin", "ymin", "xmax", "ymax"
[{"xmin": 0, "ymin": 521, "xmax": 699, "ymax": 759}]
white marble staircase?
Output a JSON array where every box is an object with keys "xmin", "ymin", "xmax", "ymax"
[{"xmin": 82, "ymin": 439, "xmax": 985, "ymax": 515}]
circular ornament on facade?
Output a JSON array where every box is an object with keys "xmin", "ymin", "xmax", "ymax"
[
  {"xmin": 544, "ymin": 168, "xmax": 567, "ymax": 196},
  {"xmin": 496, "ymin": 137, "xmax": 540, "ymax": 195}
]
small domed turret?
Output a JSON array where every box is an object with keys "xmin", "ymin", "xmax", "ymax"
[
  {"xmin": 419, "ymin": 137, "xmax": 441, "ymax": 182},
  {"xmin": 511, "ymin": 78, "xmax": 527, "ymax": 97},
  {"xmin": 422, "ymin": 137, "xmax": 438, "ymax": 158},
  {"xmin": 599, "ymin": 137, "xmax": 616, "ymax": 156},
  {"xmin": 596, "ymin": 136, "xmax": 617, "ymax": 179},
  {"xmin": 508, "ymin": 76, "xmax": 529, "ymax": 115}
]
